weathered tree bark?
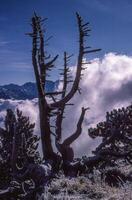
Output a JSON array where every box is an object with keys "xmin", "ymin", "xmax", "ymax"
[
  {"xmin": 56, "ymin": 107, "xmax": 88, "ymax": 164},
  {"xmin": 63, "ymin": 107, "xmax": 89, "ymax": 146},
  {"xmin": 30, "ymin": 12, "xmax": 100, "ymax": 161},
  {"xmin": 39, "ymin": 101, "xmax": 54, "ymax": 160},
  {"xmin": 31, "ymin": 15, "xmax": 55, "ymax": 160},
  {"xmin": 55, "ymin": 52, "xmax": 72, "ymax": 141},
  {"xmin": 50, "ymin": 13, "xmax": 101, "ymax": 109}
]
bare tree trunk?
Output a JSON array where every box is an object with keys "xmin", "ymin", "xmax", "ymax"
[
  {"xmin": 29, "ymin": 12, "xmax": 100, "ymax": 161},
  {"xmin": 39, "ymin": 99, "xmax": 53, "ymax": 160},
  {"xmin": 31, "ymin": 15, "xmax": 55, "ymax": 160}
]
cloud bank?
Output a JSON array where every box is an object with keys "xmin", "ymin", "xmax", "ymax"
[
  {"xmin": 64, "ymin": 52, "xmax": 132, "ymax": 156},
  {"xmin": 1, "ymin": 53, "xmax": 132, "ymax": 157}
]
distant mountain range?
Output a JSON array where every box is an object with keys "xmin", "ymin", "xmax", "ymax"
[{"xmin": 0, "ymin": 81, "xmax": 59, "ymax": 100}]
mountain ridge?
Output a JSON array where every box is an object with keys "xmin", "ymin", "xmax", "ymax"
[{"xmin": 0, "ymin": 81, "xmax": 59, "ymax": 100}]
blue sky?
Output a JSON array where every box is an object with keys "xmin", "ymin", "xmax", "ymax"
[{"xmin": 0, "ymin": 0, "xmax": 132, "ymax": 84}]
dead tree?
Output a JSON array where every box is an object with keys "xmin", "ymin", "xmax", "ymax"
[
  {"xmin": 29, "ymin": 12, "xmax": 101, "ymax": 161},
  {"xmin": 56, "ymin": 107, "xmax": 89, "ymax": 162}
]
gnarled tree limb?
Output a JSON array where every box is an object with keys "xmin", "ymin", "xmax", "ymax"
[{"xmin": 63, "ymin": 107, "xmax": 89, "ymax": 146}]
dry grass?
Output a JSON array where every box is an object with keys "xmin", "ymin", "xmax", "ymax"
[{"xmin": 48, "ymin": 166, "xmax": 132, "ymax": 200}]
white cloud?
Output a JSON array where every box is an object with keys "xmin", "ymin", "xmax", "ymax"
[
  {"xmin": 1, "ymin": 53, "xmax": 132, "ymax": 157},
  {"xmin": 58, "ymin": 52, "xmax": 132, "ymax": 156}
]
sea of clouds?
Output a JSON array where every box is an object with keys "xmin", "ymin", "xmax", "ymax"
[{"xmin": 1, "ymin": 52, "xmax": 132, "ymax": 157}]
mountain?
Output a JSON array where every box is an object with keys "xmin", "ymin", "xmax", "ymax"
[{"xmin": 0, "ymin": 81, "xmax": 59, "ymax": 100}]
